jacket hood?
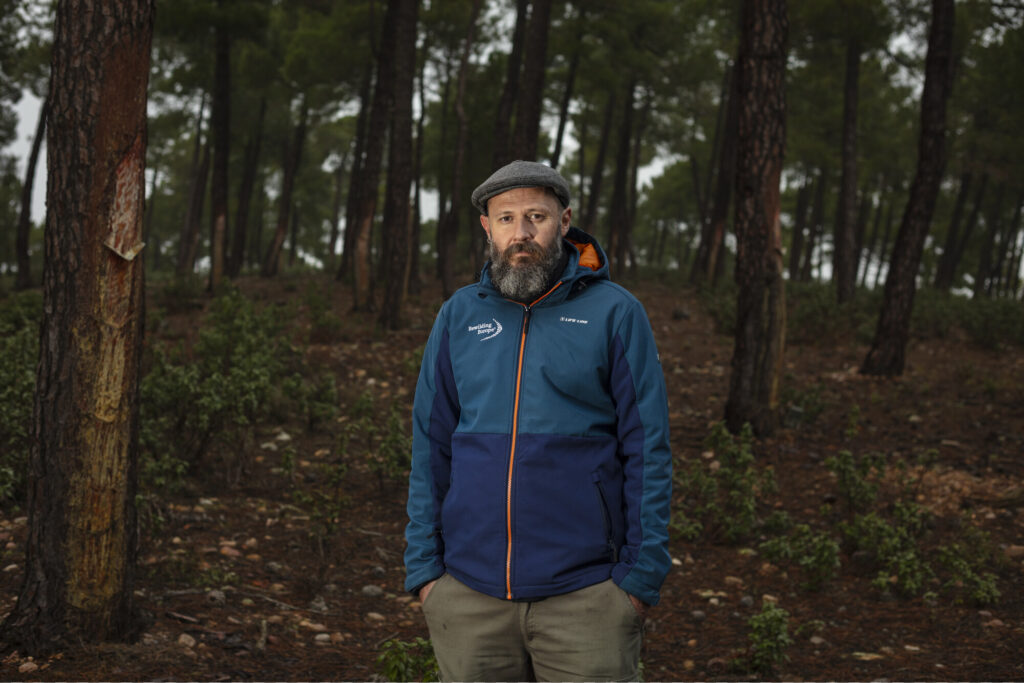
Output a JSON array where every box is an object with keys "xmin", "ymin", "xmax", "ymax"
[{"xmin": 478, "ymin": 226, "xmax": 610, "ymax": 303}]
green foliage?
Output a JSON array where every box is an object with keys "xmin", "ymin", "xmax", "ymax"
[
  {"xmin": 303, "ymin": 282, "xmax": 343, "ymax": 344},
  {"xmin": 825, "ymin": 450, "xmax": 884, "ymax": 514},
  {"xmin": 0, "ymin": 290, "xmax": 41, "ymax": 506},
  {"xmin": 695, "ymin": 282, "xmax": 736, "ymax": 335},
  {"xmin": 785, "ymin": 281, "xmax": 880, "ymax": 346},
  {"xmin": 340, "ymin": 391, "xmax": 411, "ymax": 491},
  {"xmin": 376, "ymin": 637, "xmax": 438, "ymax": 682},
  {"xmin": 760, "ymin": 523, "xmax": 840, "ymax": 590},
  {"xmin": 841, "ymin": 503, "xmax": 934, "ymax": 597},
  {"xmin": 672, "ymin": 422, "xmax": 775, "ymax": 543},
  {"xmin": 782, "ymin": 381, "xmax": 826, "ymax": 427},
  {"xmin": 140, "ymin": 286, "xmax": 333, "ymax": 490},
  {"xmin": 937, "ymin": 525, "xmax": 1002, "ymax": 606},
  {"xmin": 739, "ymin": 600, "xmax": 793, "ymax": 676}
]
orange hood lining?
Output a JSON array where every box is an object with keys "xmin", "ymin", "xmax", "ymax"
[{"xmin": 569, "ymin": 239, "xmax": 601, "ymax": 272}]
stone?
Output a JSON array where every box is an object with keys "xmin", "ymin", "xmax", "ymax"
[
  {"xmin": 740, "ymin": 595, "xmax": 754, "ymax": 608},
  {"xmin": 1004, "ymin": 545, "xmax": 1024, "ymax": 560},
  {"xmin": 314, "ymin": 633, "xmax": 331, "ymax": 644},
  {"xmin": 724, "ymin": 575, "xmax": 744, "ymax": 587},
  {"xmin": 366, "ymin": 612, "xmax": 386, "ymax": 622},
  {"xmin": 219, "ymin": 546, "xmax": 242, "ymax": 558},
  {"xmin": 691, "ymin": 610, "xmax": 706, "ymax": 623},
  {"xmin": 178, "ymin": 633, "xmax": 197, "ymax": 648},
  {"xmin": 18, "ymin": 662, "xmax": 39, "ymax": 674},
  {"xmin": 309, "ymin": 595, "xmax": 328, "ymax": 613},
  {"xmin": 206, "ymin": 589, "xmax": 227, "ymax": 605},
  {"xmin": 362, "ymin": 584, "xmax": 385, "ymax": 597}
]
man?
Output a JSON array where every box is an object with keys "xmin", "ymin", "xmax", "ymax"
[{"xmin": 404, "ymin": 160, "xmax": 672, "ymax": 682}]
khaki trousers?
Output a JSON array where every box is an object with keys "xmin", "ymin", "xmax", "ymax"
[{"xmin": 421, "ymin": 574, "xmax": 644, "ymax": 682}]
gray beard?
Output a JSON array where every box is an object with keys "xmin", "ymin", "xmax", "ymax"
[{"xmin": 488, "ymin": 237, "xmax": 565, "ymax": 302}]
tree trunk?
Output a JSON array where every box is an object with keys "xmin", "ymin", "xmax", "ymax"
[
  {"xmin": 327, "ymin": 148, "xmax": 349, "ymax": 270},
  {"xmin": 176, "ymin": 95, "xmax": 208, "ymax": 277},
  {"xmin": 438, "ymin": 0, "xmax": 483, "ymax": 299},
  {"xmin": 691, "ymin": 68, "xmax": 739, "ymax": 287},
  {"xmin": 289, "ymin": 201, "xmax": 299, "ymax": 267},
  {"xmin": 510, "ymin": 0, "xmax": 553, "ymax": 161},
  {"xmin": 932, "ymin": 169, "xmax": 972, "ymax": 290},
  {"xmin": 834, "ymin": 36, "xmax": 861, "ymax": 303},
  {"xmin": 974, "ymin": 183, "xmax": 1004, "ymax": 298},
  {"xmin": 208, "ymin": 4, "xmax": 230, "ymax": 292},
  {"xmin": 249, "ymin": 169, "xmax": 266, "ymax": 269},
  {"xmin": 0, "ymin": 0, "xmax": 153, "ymax": 654},
  {"xmin": 551, "ymin": 14, "xmax": 583, "ymax": 170},
  {"xmin": 724, "ymin": 0, "xmax": 788, "ymax": 437},
  {"xmin": 582, "ymin": 92, "xmax": 616, "ymax": 235},
  {"xmin": 991, "ymin": 192, "xmax": 1020, "ymax": 297},
  {"xmin": 607, "ymin": 80, "xmax": 635, "ymax": 276},
  {"xmin": 861, "ymin": 0, "xmax": 955, "ymax": 377},
  {"xmin": 378, "ymin": 0, "xmax": 419, "ymax": 330},
  {"xmin": 350, "ymin": 0, "xmax": 403, "ymax": 310},
  {"xmin": 859, "ymin": 187, "xmax": 884, "ymax": 287},
  {"xmin": 14, "ymin": 97, "xmax": 47, "ymax": 291},
  {"xmin": 338, "ymin": 63, "xmax": 373, "ymax": 281},
  {"xmin": 800, "ymin": 168, "xmax": 827, "ymax": 281},
  {"xmin": 787, "ymin": 177, "xmax": 811, "ymax": 281},
  {"xmin": 492, "ymin": 0, "xmax": 528, "ymax": 170},
  {"xmin": 228, "ymin": 97, "xmax": 265, "ymax": 278},
  {"xmin": 873, "ymin": 197, "xmax": 895, "ymax": 290},
  {"xmin": 261, "ymin": 98, "xmax": 308, "ymax": 277},
  {"xmin": 409, "ymin": 44, "xmax": 428, "ymax": 293}
]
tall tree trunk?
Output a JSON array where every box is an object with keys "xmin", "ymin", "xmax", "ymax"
[
  {"xmin": 379, "ymin": 0, "xmax": 419, "ymax": 330},
  {"xmin": 176, "ymin": 95, "xmax": 208, "ymax": 277},
  {"xmin": 582, "ymin": 92, "xmax": 615, "ymax": 235},
  {"xmin": 492, "ymin": 0, "xmax": 528, "ymax": 170},
  {"xmin": 338, "ymin": 63, "xmax": 373, "ymax": 281},
  {"xmin": 327, "ymin": 148, "xmax": 349, "ymax": 270},
  {"xmin": 550, "ymin": 14, "xmax": 583, "ymax": 169},
  {"xmin": 834, "ymin": 36, "xmax": 861, "ymax": 303},
  {"xmin": 800, "ymin": 168, "xmax": 827, "ymax": 282},
  {"xmin": 350, "ymin": 0, "xmax": 403, "ymax": 309},
  {"xmin": 859, "ymin": 187, "xmax": 884, "ymax": 287},
  {"xmin": 208, "ymin": 4, "xmax": 231, "ymax": 292},
  {"xmin": 249, "ymin": 169, "xmax": 265, "ymax": 269},
  {"xmin": 289, "ymin": 202, "xmax": 299, "ymax": 267},
  {"xmin": 14, "ymin": 97, "xmax": 47, "ymax": 291},
  {"xmin": 690, "ymin": 65, "xmax": 733, "ymax": 284},
  {"xmin": 438, "ymin": 0, "xmax": 483, "ymax": 298},
  {"xmin": 627, "ymin": 89, "xmax": 651, "ymax": 277},
  {"xmin": 409, "ymin": 44, "xmax": 427, "ymax": 293},
  {"xmin": 873, "ymin": 197, "xmax": 895, "ymax": 290},
  {"xmin": 991, "ymin": 192, "xmax": 1020, "ymax": 297},
  {"xmin": 261, "ymin": 98, "xmax": 308, "ymax": 277},
  {"xmin": 862, "ymin": 0, "xmax": 956, "ymax": 376},
  {"xmin": 607, "ymin": 80, "xmax": 635, "ymax": 276},
  {"xmin": 787, "ymin": 176, "xmax": 811, "ymax": 281},
  {"xmin": 691, "ymin": 69, "xmax": 740, "ymax": 287},
  {"xmin": 932, "ymin": 169, "xmax": 972, "ymax": 289},
  {"xmin": 974, "ymin": 183, "xmax": 1004, "ymax": 298},
  {"xmin": 724, "ymin": 0, "xmax": 788, "ymax": 437},
  {"xmin": 0, "ymin": 0, "xmax": 153, "ymax": 653},
  {"xmin": 228, "ymin": 97, "xmax": 265, "ymax": 278},
  {"xmin": 510, "ymin": 0, "xmax": 553, "ymax": 160}
]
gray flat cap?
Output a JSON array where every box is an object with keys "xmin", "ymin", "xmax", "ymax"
[{"xmin": 471, "ymin": 160, "xmax": 571, "ymax": 214}]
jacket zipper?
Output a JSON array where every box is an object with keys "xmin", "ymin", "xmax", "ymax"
[{"xmin": 504, "ymin": 281, "xmax": 562, "ymax": 600}]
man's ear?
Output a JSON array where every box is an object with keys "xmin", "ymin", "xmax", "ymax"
[
  {"xmin": 479, "ymin": 214, "xmax": 491, "ymax": 240},
  {"xmin": 560, "ymin": 207, "xmax": 572, "ymax": 236}
]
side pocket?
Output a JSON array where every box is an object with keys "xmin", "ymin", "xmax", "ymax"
[
  {"xmin": 420, "ymin": 573, "xmax": 447, "ymax": 613},
  {"xmin": 592, "ymin": 473, "xmax": 618, "ymax": 562}
]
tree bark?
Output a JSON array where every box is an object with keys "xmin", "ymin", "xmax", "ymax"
[
  {"xmin": 859, "ymin": 187, "xmax": 884, "ymax": 287},
  {"xmin": 409, "ymin": 43, "xmax": 428, "ymax": 292},
  {"xmin": 862, "ymin": 0, "xmax": 956, "ymax": 376},
  {"xmin": 378, "ymin": 0, "xmax": 419, "ymax": 330},
  {"xmin": 0, "ymin": 0, "xmax": 153, "ymax": 654},
  {"xmin": 327, "ymin": 147, "xmax": 349, "ymax": 270},
  {"xmin": 834, "ymin": 36, "xmax": 861, "ymax": 303},
  {"xmin": 800, "ymin": 168, "xmax": 827, "ymax": 281},
  {"xmin": 873, "ymin": 197, "xmax": 895, "ymax": 290},
  {"xmin": 607, "ymin": 80, "xmax": 635, "ymax": 276},
  {"xmin": 550, "ymin": 12, "xmax": 583, "ymax": 170},
  {"xmin": 582, "ymin": 92, "xmax": 616, "ymax": 235},
  {"xmin": 176, "ymin": 95, "xmax": 208, "ymax": 277},
  {"xmin": 338, "ymin": 63, "xmax": 373, "ymax": 281},
  {"xmin": 14, "ymin": 97, "xmax": 47, "ymax": 291},
  {"xmin": 932, "ymin": 169, "xmax": 972, "ymax": 290},
  {"xmin": 261, "ymin": 98, "xmax": 308, "ymax": 277},
  {"xmin": 438, "ymin": 0, "xmax": 483, "ymax": 299},
  {"xmin": 349, "ymin": 0, "xmax": 403, "ymax": 309},
  {"xmin": 724, "ymin": 0, "xmax": 788, "ymax": 437},
  {"xmin": 787, "ymin": 176, "xmax": 811, "ymax": 281},
  {"xmin": 511, "ymin": 0, "xmax": 553, "ymax": 161},
  {"xmin": 492, "ymin": 0, "xmax": 528, "ymax": 170},
  {"xmin": 228, "ymin": 97, "xmax": 265, "ymax": 278},
  {"xmin": 974, "ymin": 183, "xmax": 1004, "ymax": 298},
  {"xmin": 208, "ymin": 3, "xmax": 230, "ymax": 292}
]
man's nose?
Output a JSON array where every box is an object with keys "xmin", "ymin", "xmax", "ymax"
[{"xmin": 513, "ymin": 216, "xmax": 534, "ymax": 240}]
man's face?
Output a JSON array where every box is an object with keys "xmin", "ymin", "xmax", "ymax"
[
  {"xmin": 480, "ymin": 186, "xmax": 571, "ymax": 263},
  {"xmin": 480, "ymin": 187, "xmax": 572, "ymax": 301}
]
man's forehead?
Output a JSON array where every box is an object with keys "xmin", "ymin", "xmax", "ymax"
[{"xmin": 487, "ymin": 186, "xmax": 561, "ymax": 211}]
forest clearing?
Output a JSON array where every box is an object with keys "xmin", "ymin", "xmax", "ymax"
[{"xmin": 2, "ymin": 275, "xmax": 1023, "ymax": 681}]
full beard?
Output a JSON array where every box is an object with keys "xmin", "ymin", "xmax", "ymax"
[{"xmin": 488, "ymin": 237, "xmax": 565, "ymax": 302}]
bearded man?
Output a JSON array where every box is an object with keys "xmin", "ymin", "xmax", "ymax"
[{"xmin": 404, "ymin": 160, "xmax": 672, "ymax": 682}]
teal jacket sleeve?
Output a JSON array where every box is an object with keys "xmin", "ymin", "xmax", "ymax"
[
  {"xmin": 608, "ymin": 300, "xmax": 673, "ymax": 605},
  {"xmin": 403, "ymin": 304, "xmax": 459, "ymax": 593}
]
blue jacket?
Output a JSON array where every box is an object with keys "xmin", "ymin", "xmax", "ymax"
[{"xmin": 404, "ymin": 227, "xmax": 672, "ymax": 605}]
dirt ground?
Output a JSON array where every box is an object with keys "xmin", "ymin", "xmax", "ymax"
[{"xmin": 2, "ymin": 275, "xmax": 1023, "ymax": 681}]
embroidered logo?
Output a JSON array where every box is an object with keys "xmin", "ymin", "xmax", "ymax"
[{"xmin": 468, "ymin": 318, "xmax": 503, "ymax": 341}]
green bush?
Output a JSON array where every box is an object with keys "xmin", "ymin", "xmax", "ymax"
[
  {"xmin": 0, "ymin": 291, "xmax": 42, "ymax": 506},
  {"xmin": 841, "ymin": 503, "xmax": 934, "ymax": 597},
  {"xmin": 937, "ymin": 525, "xmax": 1001, "ymax": 605},
  {"xmin": 825, "ymin": 450, "xmax": 884, "ymax": 515},
  {"xmin": 760, "ymin": 523, "xmax": 840, "ymax": 590},
  {"xmin": 672, "ymin": 422, "xmax": 775, "ymax": 543},
  {"xmin": 740, "ymin": 600, "xmax": 793, "ymax": 676},
  {"xmin": 377, "ymin": 637, "xmax": 438, "ymax": 682}
]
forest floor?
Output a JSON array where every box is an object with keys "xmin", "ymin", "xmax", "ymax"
[{"xmin": 2, "ymin": 274, "xmax": 1023, "ymax": 681}]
